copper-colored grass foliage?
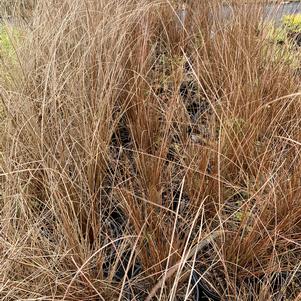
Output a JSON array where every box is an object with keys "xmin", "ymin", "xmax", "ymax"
[{"xmin": 0, "ymin": 0, "xmax": 301, "ymax": 300}]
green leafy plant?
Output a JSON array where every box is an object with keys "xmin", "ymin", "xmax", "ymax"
[
  {"xmin": 267, "ymin": 14, "xmax": 301, "ymax": 45},
  {"xmin": 265, "ymin": 15, "xmax": 301, "ymax": 68},
  {"xmin": 282, "ymin": 14, "xmax": 301, "ymax": 34}
]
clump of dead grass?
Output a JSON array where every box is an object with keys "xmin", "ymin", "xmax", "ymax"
[{"xmin": 0, "ymin": 0, "xmax": 301, "ymax": 300}]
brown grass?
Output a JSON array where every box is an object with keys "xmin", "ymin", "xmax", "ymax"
[
  {"xmin": 0, "ymin": 0, "xmax": 35, "ymax": 20},
  {"xmin": 0, "ymin": 0, "xmax": 300, "ymax": 300}
]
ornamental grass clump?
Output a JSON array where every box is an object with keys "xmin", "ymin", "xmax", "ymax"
[{"xmin": 0, "ymin": 0, "xmax": 301, "ymax": 300}]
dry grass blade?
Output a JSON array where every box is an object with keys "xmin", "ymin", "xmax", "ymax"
[{"xmin": 145, "ymin": 230, "xmax": 223, "ymax": 301}]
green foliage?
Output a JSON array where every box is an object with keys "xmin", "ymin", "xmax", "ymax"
[
  {"xmin": 282, "ymin": 14, "xmax": 301, "ymax": 34},
  {"xmin": 265, "ymin": 14, "xmax": 301, "ymax": 69},
  {"xmin": 267, "ymin": 14, "xmax": 301, "ymax": 45}
]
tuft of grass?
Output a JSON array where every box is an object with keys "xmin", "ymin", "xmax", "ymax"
[{"xmin": 0, "ymin": 0, "xmax": 300, "ymax": 300}]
